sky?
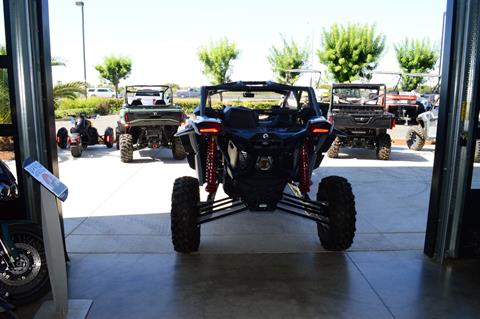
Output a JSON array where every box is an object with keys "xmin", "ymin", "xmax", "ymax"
[{"xmin": 48, "ymin": 0, "xmax": 447, "ymax": 88}]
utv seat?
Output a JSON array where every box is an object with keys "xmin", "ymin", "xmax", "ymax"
[
  {"xmin": 155, "ymin": 100, "xmax": 166, "ymax": 106},
  {"xmin": 223, "ymin": 106, "xmax": 258, "ymax": 129},
  {"xmin": 268, "ymin": 108, "xmax": 297, "ymax": 128},
  {"xmin": 131, "ymin": 99, "xmax": 142, "ymax": 106}
]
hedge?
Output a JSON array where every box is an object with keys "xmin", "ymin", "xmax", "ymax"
[
  {"xmin": 55, "ymin": 97, "xmax": 123, "ymax": 119},
  {"xmin": 55, "ymin": 97, "xmax": 299, "ymax": 118},
  {"xmin": 174, "ymin": 98, "xmax": 279, "ymax": 113}
]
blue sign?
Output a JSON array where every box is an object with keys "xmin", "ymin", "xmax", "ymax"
[{"xmin": 23, "ymin": 158, "xmax": 68, "ymax": 201}]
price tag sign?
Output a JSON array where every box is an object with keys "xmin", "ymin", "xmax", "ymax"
[{"xmin": 23, "ymin": 158, "xmax": 68, "ymax": 201}]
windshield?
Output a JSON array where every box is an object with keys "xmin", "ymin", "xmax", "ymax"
[
  {"xmin": 332, "ymin": 86, "xmax": 385, "ymax": 106},
  {"xmin": 125, "ymin": 86, "xmax": 172, "ymax": 106},
  {"xmin": 206, "ymin": 90, "xmax": 313, "ymax": 110}
]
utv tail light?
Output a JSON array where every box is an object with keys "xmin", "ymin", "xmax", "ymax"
[
  {"xmin": 198, "ymin": 122, "xmax": 221, "ymax": 135},
  {"xmin": 125, "ymin": 113, "xmax": 129, "ymax": 122},
  {"xmin": 391, "ymin": 118, "xmax": 396, "ymax": 128},
  {"xmin": 309, "ymin": 121, "xmax": 331, "ymax": 135},
  {"xmin": 327, "ymin": 110, "xmax": 334, "ymax": 124}
]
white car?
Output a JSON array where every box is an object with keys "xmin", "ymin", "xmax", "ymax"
[{"xmin": 87, "ymin": 87, "xmax": 115, "ymax": 98}]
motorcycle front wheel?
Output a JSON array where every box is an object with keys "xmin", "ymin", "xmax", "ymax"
[{"xmin": 0, "ymin": 224, "xmax": 50, "ymax": 306}]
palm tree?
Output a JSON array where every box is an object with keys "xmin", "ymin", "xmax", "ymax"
[
  {"xmin": 53, "ymin": 81, "xmax": 85, "ymax": 108},
  {"xmin": 51, "ymin": 57, "xmax": 66, "ymax": 66}
]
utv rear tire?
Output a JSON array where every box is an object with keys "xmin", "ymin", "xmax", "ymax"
[
  {"xmin": 171, "ymin": 176, "xmax": 200, "ymax": 253},
  {"xmin": 120, "ymin": 134, "xmax": 133, "ymax": 163},
  {"xmin": 406, "ymin": 126, "xmax": 425, "ymax": 151},
  {"xmin": 474, "ymin": 139, "xmax": 480, "ymax": 163},
  {"xmin": 376, "ymin": 133, "xmax": 391, "ymax": 160},
  {"xmin": 316, "ymin": 176, "xmax": 356, "ymax": 251},
  {"xmin": 56, "ymin": 127, "xmax": 68, "ymax": 149},
  {"xmin": 172, "ymin": 137, "xmax": 186, "ymax": 160},
  {"xmin": 70, "ymin": 145, "xmax": 82, "ymax": 157},
  {"xmin": 327, "ymin": 137, "xmax": 340, "ymax": 158},
  {"xmin": 104, "ymin": 127, "xmax": 114, "ymax": 148}
]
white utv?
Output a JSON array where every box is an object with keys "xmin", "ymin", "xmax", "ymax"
[{"xmin": 406, "ymin": 101, "xmax": 480, "ymax": 162}]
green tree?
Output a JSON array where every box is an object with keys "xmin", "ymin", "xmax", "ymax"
[
  {"xmin": 95, "ymin": 56, "xmax": 132, "ymax": 98},
  {"xmin": 198, "ymin": 38, "xmax": 239, "ymax": 85},
  {"xmin": 267, "ymin": 35, "xmax": 309, "ymax": 84},
  {"xmin": 317, "ymin": 23, "xmax": 385, "ymax": 83},
  {"xmin": 394, "ymin": 39, "xmax": 439, "ymax": 91}
]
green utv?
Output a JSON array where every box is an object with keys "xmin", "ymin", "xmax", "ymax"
[{"xmin": 115, "ymin": 85, "xmax": 187, "ymax": 162}]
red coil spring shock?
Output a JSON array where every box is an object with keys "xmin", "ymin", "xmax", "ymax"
[
  {"xmin": 299, "ymin": 138, "xmax": 310, "ymax": 194},
  {"xmin": 205, "ymin": 136, "xmax": 218, "ymax": 193}
]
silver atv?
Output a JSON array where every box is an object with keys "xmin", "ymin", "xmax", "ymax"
[{"xmin": 406, "ymin": 102, "xmax": 480, "ymax": 162}]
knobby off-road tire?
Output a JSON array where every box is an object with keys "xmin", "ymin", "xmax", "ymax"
[
  {"xmin": 0, "ymin": 224, "xmax": 50, "ymax": 306},
  {"xmin": 171, "ymin": 176, "xmax": 201, "ymax": 253},
  {"xmin": 316, "ymin": 176, "xmax": 356, "ymax": 251},
  {"xmin": 327, "ymin": 137, "xmax": 341, "ymax": 158},
  {"xmin": 376, "ymin": 133, "xmax": 391, "ymax": 160},
  {"xmin": 120, "ymin": 134, "xmax": 133, "ymax": 163},
  {"xmin": 56, "ymin": 128, "xmax": 68, "ymax": 149},
  {"xmin": 70, "ymin": 145, "xmax": 82, "ymax": 158},
  {"xmin": 474, "ymin": 139, "xmax": 480, "ymax": 163},
  {"xmin": 406, "ymin": 126, "xmax": 426, "ymax": 151},
  {"xmin": 172, "ymin": 137, "xmax": 187, "ymax": 160}
]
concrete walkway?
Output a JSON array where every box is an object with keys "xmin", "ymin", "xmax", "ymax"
[
  {"xmin": 58, "ymin": 144, "xmax": 434, "ymax": 254},
  {"xmin": 15, "ymin": 138, "xmax": 480, "ymax": 318}
]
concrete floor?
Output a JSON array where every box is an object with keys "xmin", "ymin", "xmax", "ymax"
[{"xmin": 10, "ymin": 122, "xmax": 480, "ymax": 318}]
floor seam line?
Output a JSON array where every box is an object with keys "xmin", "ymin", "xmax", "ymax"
[
  {"xmin": 346, "ymin": 253, "xmax": 397, "ymax": 319},
  {"xmin": 66, "ymin": 164, "xmax": 146, "ymax": 236}
]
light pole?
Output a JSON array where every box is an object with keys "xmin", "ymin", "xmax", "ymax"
[{"xmin": 76, "ymin": 1, "xmax": 87, "ymax": 98}]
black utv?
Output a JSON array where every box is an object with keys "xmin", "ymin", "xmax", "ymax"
[
  {"xmin": 171, "ymin": 81, "xmax": 357, "ymax": 253},
  {"xmin": 326, "ymin": 83, "xmax": 395, "ymax": 160}
]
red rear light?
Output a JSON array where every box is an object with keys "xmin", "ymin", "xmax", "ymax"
[
  {"xmin": 76, "ymin": 136, "xmax": 81, "ymax": 142},
  {"xmin": 198, "ymin": 122, "xmax": 221, "ymax": 135},
  {"xmin": 125, "ymin": 113, "xmax": 129, "ymax": 122},
  {"xmin": 309, "ymin": 121, "xmax": 331, "ymax": 135},
  {"xmin": 392, "ymin": 118, "xmax": 396, "ymax": 128},
  {"xmin": 106, "ymin": 135, "xmax": 111, "ymax": 143}
]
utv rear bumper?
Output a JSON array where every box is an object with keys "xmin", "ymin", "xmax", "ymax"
[{"xmin": 333, "ymin": 113, "xmax": 393, "ymax": 130}]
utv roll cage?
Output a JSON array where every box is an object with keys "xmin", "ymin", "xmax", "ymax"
[
  {"xmin": 124, "ymin": 84, "xmax": 173, "ymax": 105},
  {"xmin": 198, "ymin": 81, "xmax": 322, "ymax": 117}
]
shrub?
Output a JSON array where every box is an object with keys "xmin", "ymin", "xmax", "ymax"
[
  {"xmin": 55, "ymin": 97, "xmax": 123, "ymax": 118},
  {"xmin": 174, "ymin": 99, "xmax": 280, "ymax": 114}
]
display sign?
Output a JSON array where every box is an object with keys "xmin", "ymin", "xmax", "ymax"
[{"xmin": 23, "ymin": 158, "xmax": 68, "ymax": 201}]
